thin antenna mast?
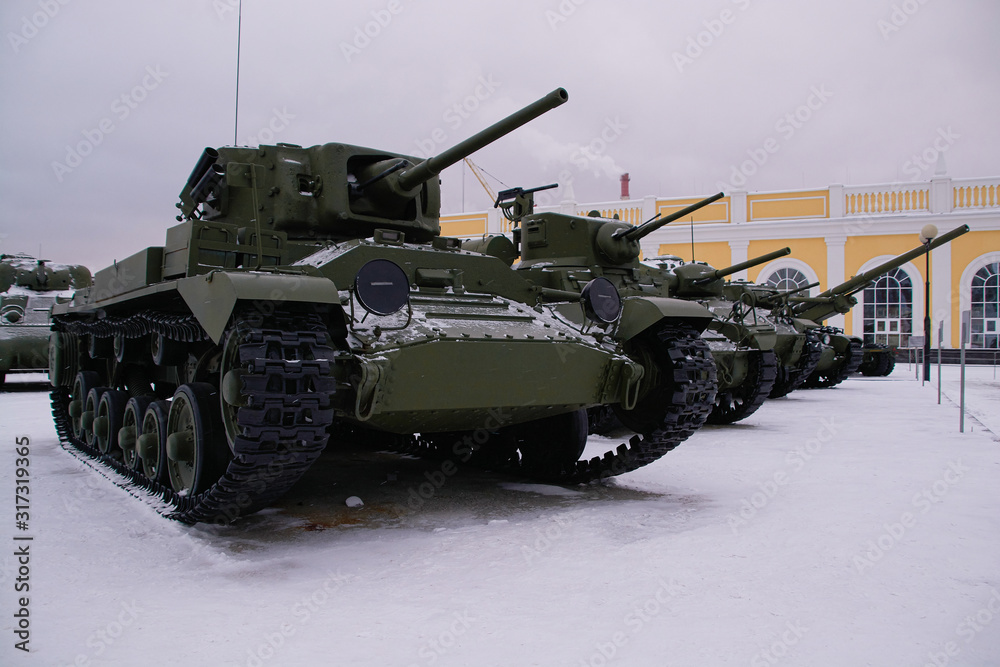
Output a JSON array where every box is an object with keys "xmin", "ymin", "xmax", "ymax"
[
  {"xmin": 234, "ymin": 0, "xmax": 242, "ymax": 145},
  {"xmin": 689, "ymin": 216, "xmax": 695, "ymax": 261}
]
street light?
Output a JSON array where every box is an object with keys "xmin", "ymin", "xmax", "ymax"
[{"xmin": 919, "ymin": 223, "xmax": 938, "ymax": 383}]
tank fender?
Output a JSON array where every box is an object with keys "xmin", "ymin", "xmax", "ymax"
[
  {"xmin": 616, "ymin": 296, "xmax": 714, "ymax": 340},
  {"xmin": 176, "ymin": 272, "xmax": 340, "ymax": 343}
]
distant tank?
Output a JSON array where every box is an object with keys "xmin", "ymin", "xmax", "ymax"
[
  {"xmin": 790, "ymin": 224, "xmax": 970, "ymax": 387},
  {"xmin": 857, "ymin": 343, "xmax": 896, "ymax": 377},
  {"xmin": 48, "ymin": 89, "xmax": 721, "ymax": 524},
  {"xmin": 650, "ymin": 246, "xmax": 794, "ymax": 423},
  {"xmin": 718, "ymin": 280, "xmax": 824, "ymax": 398},
  {"xmin": 488, "ymin": 188, "xmax": 781, "ymax": 427},
  {"xmin": 0, "ymin": 253, "xmax": 91, "ymax": 387}
]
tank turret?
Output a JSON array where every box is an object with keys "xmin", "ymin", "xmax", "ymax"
[
  {"xmin": 793, "ymin": 224, "xmax": 969, "ymax": 323},
  {"xmin": 176, "ymin": 88, "xmax": 569, "ymax": 246},
  {"xmin": 515, "ymin": 191, "xmax": 724, "ymax": 269},
  {"xmin": 0, "ymin": 253, "xmax": 91, "ymax": 293},
  {"xmin": 667, "ymin": 247, "xmax": 792, "ymax": 298}
]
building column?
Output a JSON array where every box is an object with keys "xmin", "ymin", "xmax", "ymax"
[
  {"xmin": 825, "ymin": 235, "xmax": 847, "ymax": 331},
  {"xmin": 931, "ymin": 241, "xmax": 953, "ymax": 347},
  {"xmin": 730, "ymin": 190, "xmax": 747, "ymax": 224},
  {"xmin": 828, "ymin": 184, "xmax": 844, "ymax": 218},
  {"xmin": 642, "ymin": 195, "xmax": 658, "ymax": 224},
  {"xmin": 729, "ymin": 240, "xmax": 749, "ymax": 280}
]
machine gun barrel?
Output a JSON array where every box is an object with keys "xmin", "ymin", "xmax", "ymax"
[
  {"xmin": 397, "ymin": 88, "xmax": 569, "ymax": 192},
  {"xmin": 813, "ymin": 224, "xmax": 970, "ymax": 301},
  {"xmin": 617, "ymin": 191, "xmax": 724, "ymax": 243},
  {"xmin": 693, "ymin": 247, "xmax": 791, "ymax": 285}
]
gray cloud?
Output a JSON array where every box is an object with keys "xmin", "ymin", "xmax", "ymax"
[{"xmin": 1, "ymin": 0, "xmax": 998, "ymax": 271}]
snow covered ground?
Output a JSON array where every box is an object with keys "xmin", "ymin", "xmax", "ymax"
[{"xmin": 1, "ymin": 366, "xmax": 998, "ymax": 667}]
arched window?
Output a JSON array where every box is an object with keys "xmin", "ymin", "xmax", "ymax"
[
  {"xmin": 863, "ymin": 268, "xmax": 912, "ymax": 347},
  {"xmin": 971, "ymin": 262, "xmax": 1000, "ymax": 348},
  {"xmin": 763, "ymin": 267, "xmax": 810, "ymax": 294}
]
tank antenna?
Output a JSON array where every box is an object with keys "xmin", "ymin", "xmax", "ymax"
[
  {"xmin": 689, "ymin": 215, "xmax": 695, "ymax": 261},
  {"xmin": 234, "ymin": 0, "xmax": 242, "ymax": 145}
]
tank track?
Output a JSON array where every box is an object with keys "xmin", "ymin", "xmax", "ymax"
[
  {"xmin": 769, "ymin": 330, "xmax": 823, "ymax": 398},
  {"xmin": 859, "ymin": 343, "xmax": 896, "ymax": 377},
  {"xmin": 803, "ymin": 333, "xmax": 863, "ymax": 389},
  {"xmin": 380, "ymin": 323, "xmax": 717, "ymax": 484},
  {"xmin": 50, "ymin": 310, "xmax": 335, "ymax": 524},
  {"xmin": 706, "ymin": 349, "xmax": 778, "ymax": 424}
]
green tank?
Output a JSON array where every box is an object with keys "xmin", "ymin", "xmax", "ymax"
[
  {"xmin": 47, "ymin": 88, "xmax": 721, "ymax": 524},
  {"xmin": 718, "ymin": 280, "xmax": 824, "ymax": 398},
  {"xmin": 491, "ymin": 189, "xmax": 784, "ymax": 426},
  {"xmin": 0, "ymin": 253, "xmax": 91, "ymax": 388},
  {"xmin": 790, "ymin": 224, "xmax": 970, "ymax": 386},
  {"xmin": 650, "ymin": 246, "xmax": 795, "ymax": 423},
  {"xmin": 857, "ymin": 343, "xmax": 896, "ymax": 377}
]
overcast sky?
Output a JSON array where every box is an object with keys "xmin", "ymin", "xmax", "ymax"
[{"xmin": 1, "ymin": 0, "xmax": 998, "ymax": 272}]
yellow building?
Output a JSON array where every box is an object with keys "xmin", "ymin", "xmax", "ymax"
[{"xmin": 441, "ymin": 171, "xmax": 1000, "ymax": 350}]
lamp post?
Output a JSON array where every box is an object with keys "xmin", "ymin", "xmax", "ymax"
[{"xmin": 919, "ymin": 223, "xmax": 938, "ymax": 383}]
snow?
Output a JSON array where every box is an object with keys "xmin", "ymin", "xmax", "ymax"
[{"xmin": 1, "ymin": 366, "xmax": 998, "ymax": 666}]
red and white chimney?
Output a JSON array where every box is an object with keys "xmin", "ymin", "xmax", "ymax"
[{"xmin": 619, "ymin": 172, "xmax": 630, "ymax": 200}]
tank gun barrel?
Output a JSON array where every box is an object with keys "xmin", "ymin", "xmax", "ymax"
[
  {"xmin": 396, "ymin": 88, "xmax": 569, "ymax": 192},
  {"xmin": 692, "ymin": 247, "xmax": 791, "ymax": 285},
  {"xmin": 615, "ymin": 191, "xmax": 724, "ymax": 243},
  {"xmin": 794, "ymin": 224, "xmax": 969, "ymax": 322},
  {"xmin": 813, "ymin": 224, "xmax": 970, "ymax": 301}
]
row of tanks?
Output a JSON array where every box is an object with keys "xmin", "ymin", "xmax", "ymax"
[
  {"xmin": 482, "ymin": 184, "xmax": 968, "ymax": 432},
  {"xmin": 40, "ymin": 88, "xmax": 967, "ymax": 523}
]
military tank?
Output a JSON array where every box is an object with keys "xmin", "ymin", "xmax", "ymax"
[
  {"xmin": 857, "ymin": 343, "xmax": 896, "ymax": 377},
  {"xmin": 1, "ymin": 253, "xmax": 91, "ymax": 388},
  {"xmin": 649, "ymin": 247, "xmax": 794, "ymax": 424},
  {"xmin": 791, "ymin": 224, "xmax": 970, "ymax": 387},
  {"xmin": 718, "ymin": 280, "xmax": 824, "ymax": 398},
  {"xmin": 486, "ymin": 188, "xmax": 783, "ymax": 426},
  {"xmin": 48, "ymin": 89, "xmax": 721, "ymax": 524}
]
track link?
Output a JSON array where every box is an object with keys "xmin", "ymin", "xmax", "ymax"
[{"xmin": 50, "ymin": 310, "xmax": 336, "ymax": 524}]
